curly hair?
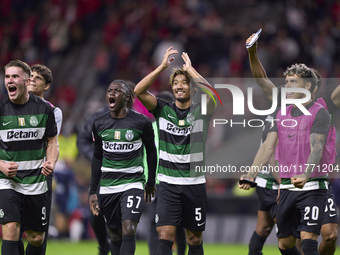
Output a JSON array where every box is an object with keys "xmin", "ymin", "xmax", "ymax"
[{"xmin": 284, "ymin": 63, "xmax": 318, "ymax": 92}]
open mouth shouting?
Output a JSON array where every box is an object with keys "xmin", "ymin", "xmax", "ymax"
[
  {"xmin": 8, "ymin": 85, "xmax": 18, "ymax": 97},
  {"xmin": 108, "ymin": 96, "xmax": 116, "ymax": 109}
]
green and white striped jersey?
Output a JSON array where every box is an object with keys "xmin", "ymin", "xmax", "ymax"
[
  {"xmin": 0, "ymin": 94, "xmax": 57, "ymax": 195},
  {"xmin": 152, "ymin": 99, "xmax": 213, "ymax": 185},
  {"xmin": 92, "ymin": 110, "xmax": 154, "ymax": 194}
]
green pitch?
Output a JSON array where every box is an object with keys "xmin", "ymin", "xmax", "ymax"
[{"xmin": 8, "ymin": 240, "xmax": 339, "ymax": 254}]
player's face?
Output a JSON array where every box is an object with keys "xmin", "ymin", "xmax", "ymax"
[
  {"xmin": 106, "ymin": 83, "xmax": 127, "ymax": 112},
  {"xmin": 28, "ymin": 71, "xmax": 50, "ymax": 98},
  {"xmin": 5, "ymin": 66, "xmax": 30, "ymax": 104},
  {"xmin": 172, "ymin": 74, "xmax": 191, "ymax": 102},
  {"xmin": 285, "ymin": 75, "xmax": 310, "ymax": 99}
]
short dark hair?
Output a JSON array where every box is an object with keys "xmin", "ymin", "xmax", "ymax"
[
  {"xmin": 284, "ymin": 63, "xmax": 317, "ymax": 93},
  {"xmin": 5, "ymin": 60, "xmax": 31, "ymax": 78},
  {"xmin": 31, "ymin": 64, "xmax": 53, "ymax": 85},
  {"xmin": 111, "ymin": 79, "xmax": 135, "ymax": 109},
  {"xmin": 169, "ymin": 68, "xmax": 191, "ymax": 86}
]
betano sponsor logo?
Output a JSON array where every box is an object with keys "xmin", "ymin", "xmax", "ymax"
[
  {"xmin": 7, "ymin": 130, "xmax": 38, "ymax": 139},
  {"xmin": 166, "ymin": 122, "xmax": 192, "ymax": 134},
  {"xmin": 103, "ymin": 141, "xmax": 134, "ymax": 151},
  {"xmin": 199, "ymin": 85, "xmax": 312, "ymax": 128}
]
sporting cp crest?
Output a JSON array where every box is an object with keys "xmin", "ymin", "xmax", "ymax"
[
  {"xmin": 125, "ymin": 130, "xmax": 134, "ymax": 141},
  {"xmin": 30, "ymin": 116, "xmax": 39, "ymax": 127},
  {"xmin": 186, "ymin": 113, "xmax": 194, "ymax": 124}
]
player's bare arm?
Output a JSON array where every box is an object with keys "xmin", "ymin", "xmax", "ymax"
[
  {"xmin": 246, "ymin": 33, "xmax": 276, "ymax": 102},
  {"xmin": 239, "ymin": 132, "xmax": 278, "ymax": 190},
  {"xmin": 42, "ymin": 135, "xmax": 59, "ymax": 176},
  {"xmin": 0, "ymin": 161, "xmax": 18, "ymax": 178},
  {"xmin": 291, "ymin": 133, "xmax": 327, "ymax": 189},
  {"xmin": 89, "ymin": 194, "xmax": 100, "ymax": 216},
  {"xmin": 330, "ymin": 83, "xmax": 340, "ymax": 108},
  {"xmin": 181, "ymin": 52, "xmax": 216, "ymax": 114},
  {"xmin": 134, "ymin": 46, "xmax": 178, "ymax": 112}
]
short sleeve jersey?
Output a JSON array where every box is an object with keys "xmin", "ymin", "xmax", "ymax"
[
  {"xmin": 152, "ymin": 98, "xmax": 213, "ymax": 185},
  {"xmin": 0, "ymin": 94, "xmax": 57, "ymax": 195},
  {"xmin": 92, "ymin": 110, "xmax": 154, "ymax": 194}
]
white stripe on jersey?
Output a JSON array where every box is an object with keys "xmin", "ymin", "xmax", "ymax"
[
  {"xmin": 102, "ymin": 139, "xmax": 142, "ymax": 153},
  {"xmin": 0, "ymin": 128, "xmax": 46, "ymax": 142},
  {"xmin": 159, "ymin": 117, "xmax": 203, "ymax": 136},
  {"xmin": 99, "ymin": 182, "xmax": 143, "ymax": 194},
  {"xmin": 280, "ymin": 180, "xmax": 328, "ymax": 191},
  {"xmin": 3, "ymin": 159, "xmax": 44, "ymax": 171},
  {"xmin": 101, "ymin": 166, "xmax": 143, "ymax": 173},
  {"xmin": 0, "ymin": 179, "xmax": 47, "ymax": 195},
  {"xmin": 159, "ymin": 150, "xmax": 203, "ymax": 163},
  {"xmin": 157, "ymin": 173, "xmax": 205, "ymax": 185},
  {"xmin": 256, "ymin": 176, "xmax": 279, "ymax": 189}
]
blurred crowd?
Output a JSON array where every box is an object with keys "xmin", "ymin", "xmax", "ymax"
[{"xmin": 1, "ymin": 0, "xmax": 340, "ymax": 239}]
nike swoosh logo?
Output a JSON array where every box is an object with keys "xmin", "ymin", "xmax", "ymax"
[
  {"xmin": 131, "ymin": 210, "xmax": 140, "ymax": 214},
  {"xmin": 288, "ymin": 134, "xmax": 296, "ymax": 138},
  {"xmin": 3, "ymin": 121, "xmax": 12, "ymax": 126},
  {"xmin": 329, "ymin": 214, "xmax": 337, "ymax": 217},
  {"xmin": 42, "ymin": 222, "xmax": 48, "ymax": 226},
  {"xmin": 197, "ymin": 222, "xmax": 205, "ymax": 227},
  {"xmin": 102, "ymin": 134, "xmax": 109, "ymax": 137},
  {"xmin": 168, "ymin": 114, "xmax": 176, "ymax": 119},
  {"xmin": 307, "ymin": 222, "xmax": 317, "ymax": 226}
]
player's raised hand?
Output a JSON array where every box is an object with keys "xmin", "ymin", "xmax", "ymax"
[
  {"xmin": 160, "ymin": 46, "xmax": 178, "ymax": 69},
  {"xmin": 246, "ymin": 33, "xmax": 258, "ymax": 52},
  {"xmin": 89, "ymin": 194, "xmax": 100, "ymax": 216},
  {"xmin": 181, "ymin": 52, "xmax": 192, "ymax": 72},
  {"xmin": 41, "ymin": 160, "xmax": 54, "ymax": 176},
  {"xmin": 0, "ymin": 161, "xmax": 18, "ymax": 178},
  {"xmin": 144, "ymin": 184, "xmax": 156, "ymax": 204},
  {"xmin": 291, "ymin": 174, "xmax": 308, "ymax": 189}
]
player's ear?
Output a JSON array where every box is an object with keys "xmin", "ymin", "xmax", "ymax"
[
  {"xmin": 44, "ymin": 83, "xmax": 51, "ymax": 92},
  {"xmin": 305, "ymin": 81, "xmax": 311, "ymax": 91},
  {"xmin": 312, "ymin": 85, "xmax": 318, "ymax": 94}
]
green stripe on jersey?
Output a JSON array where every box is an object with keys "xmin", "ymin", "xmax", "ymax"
[
  {"xmin": 0, "ymin": 148, "xmax": 45, "ymax": 162},
  {"xmin": 158, "ymin": 166, "xmax": 205, "ymax": 178},
  {"xmin": 100, "ymin": 177, "xmax": 145, "ymax": 187},
  {"xmin": 98, "ymin": 128, "xmax": 142, "ymax": 142},
  {"xmin": 102, "ymin": 156, "xmax": 143, "ymax": 169},
  {"xmin": 0, "ymin": 173, "xmax": 46, "ymax": 184},
  {"xmin": 0, "ymin": 114, "xmax": 48, "ymax": 129},
  {"xmin": 159, "ymin": 140, "xmax": 204, "ymax": 155}
]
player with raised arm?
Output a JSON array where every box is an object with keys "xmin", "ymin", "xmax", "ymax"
[
  {"xmin": 134, "ymin": 47, "xmax": 216, "ymax": 255},
  {"xmin": 246, "ymin": 31, "xmax": 339, "ymax": 255},
  {"xmin": 89, "ymin": 80, "xmax": 157, "ymax": 255},
  {"xmin": 240, "ymin": 64, "xmax": 332, "ymax": 255},
  {"xmin": 0, "ymin": 60, "xmax": 59, "ymax": 255}
]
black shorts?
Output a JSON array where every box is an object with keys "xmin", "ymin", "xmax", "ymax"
[
  {"xmin": 322, "ymin": 186, "xmax": 338, "ymax": 225},
  {"xmin": 99, "ymin": 188, "xmax": 145, "ymax": 230},
  {"xmin": 256, "ymin": 186, "xmax": 278, "ymax": 219},
  {"xmin": 276, "ymin": 189, "xmax": 326, "ymax": 238},
  {"xmin": 155, "ymin": 181, "xmax": 207, "ymax": 232},
  {"xmin": 0, "ymin": 189, "xmax": 48, "ymax": 232}
]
